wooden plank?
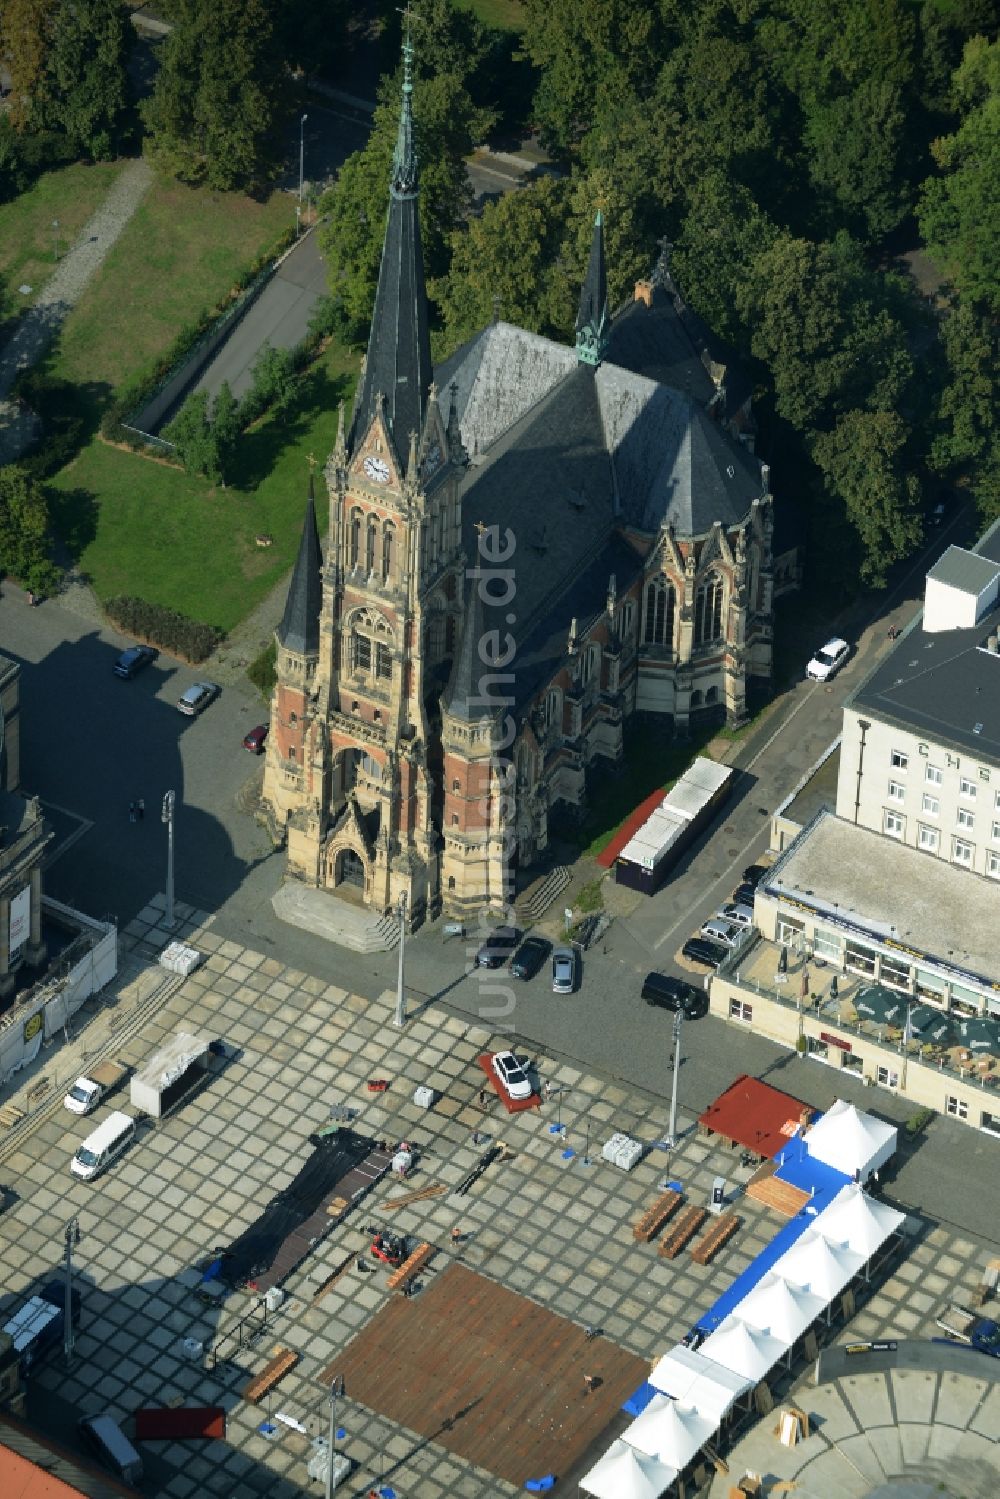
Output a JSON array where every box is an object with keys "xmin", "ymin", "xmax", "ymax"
[
  {"xmin": 633, "ymin": 1189, "xmax": 681, "ymax": 1243},
  {"xmin": 691, "ymin": 1212, "xmax": 741, "ymax": 1265},
  {"xmin": 242, "ymin": 1348, "xmax": 298, "ymax": 1404},
  {"xmin": 387, "ymin": 1241, "xmax": 434, "ymax": 1291},
  {"xmin": 382, "ymin": 1183, "xmax": 448, "ymax": 1212},
  {"xmin": 658, "ymin": 1205, "xmax": 707, "ymax": 1259}
]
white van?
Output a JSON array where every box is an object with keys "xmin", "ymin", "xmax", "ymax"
[
  {"xmin": 71, "ymin": 1111, "xmax": 135, "ymax": 1180},
  {"xmin": 79, "ymin": 1414, "xmax": 143, "ymax": 1483}
]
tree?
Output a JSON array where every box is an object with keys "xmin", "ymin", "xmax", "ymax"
[
  {"xmin": 141, "ymin": 0, "xmax": 286, "ymax": 191},
  {"xmin": 211, "ymin": 382, "xmax": 241, "ymax": 487},
  {"xmin": 673, "ymin": 173, "xmax": 780, "ymax": 349},
  {"xmin": 812, "ymin": 410, "xmax": 923, "ymax": 586},
  {"xmin": 0, "ymin": 0, "xmax": 52, "ymax": 132},
  {"xmin": 739, "ymin": 232, "xmax": 913, "ymax": 432},
  {"xmin": 0, "ymin": 465, "xmax": 62, "ymax": 596},
  {"xmin": 243, "ymin": 344, "xmax": 296, "ymax": 423},
  {"xmin": 930, "ymin": 302, "xmax": 999, "ymax": 474},
  {"xmin": 164, "ymin": 391, "xmax": 221, "ymax": 483},
  {"xmin": 919, "ymin": 37, "xmax": 1000, "ymax": 313},
  {"xmin": 39, "ymin": 0, "xmax": 128, "ymax": 159}
]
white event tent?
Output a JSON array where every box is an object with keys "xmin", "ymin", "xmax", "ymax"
[
  {"xmin": 734, "ymin": 1272, "xmax": 825, "ymax": 1344},
  {"xmin": 624, "ymin": 1393, "xmax": 717, "ymax": 1470},
  {"xmin": 697, "ymin": 1314, "xmax": 788, "ymax": 1382},
  {"xmin": 579, "ymin": 1438, "xmax": 677, "ymax": 1499},
  {"xmin": 648, "ymin": 1343, "xmax": 750, "ymax": 1419},
  {"xmin": 812, "ymin": 1182, "xmax": 906, "ymax": 1259},
  {"xmin": 804, "ymin": 1099, "xmax": 897, "ymax": 1182},
  {"xmin": 775, "ymin": 1228, "xmax": 864, "ymax": 1300}
]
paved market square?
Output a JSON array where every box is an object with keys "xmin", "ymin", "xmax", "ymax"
[{"xmin": 0, "ymin": 901, "xmax": 998, "ymax": 1497}]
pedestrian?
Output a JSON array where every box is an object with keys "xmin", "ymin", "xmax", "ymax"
[
  {"xmin": 471, "ymin": 1130, "xmax": 483, "ymax": 1146},
  {"xmin": 128, "ymin": 801, "xmax": 137, "ymax": 823},
  {"xmin": 137, "ymin": 798, "xmax": 145, "ymax": 821},
  {"xmin": 583, "ymin": 1373, "xmax": 597, "ymax": 1394},
  {"xmin": 450, "ymin": 1226, "xmax": 463, "ymax": 1244},
  {"xmin": 478, "ymin": 1087, "xmax": 488, "ymax": 1108},
  {"xmin": 543, "ymin": 1080, "xmax": 552, "ymax": 1102}
]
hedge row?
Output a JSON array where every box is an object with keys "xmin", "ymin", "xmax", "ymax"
[
  {"xmin": 99, "ymin": 224, "xmax": 297, "ymax": 449},
  {"xmin": 105, "ymin": 596, "xmax": 224, "ymax": 664}
]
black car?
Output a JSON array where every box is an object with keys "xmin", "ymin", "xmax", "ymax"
[
  {"xmin": 510, "ymin": 935, "xmax": 551, "ymax": 980},
  {"xmin": 474, "ymin": 925, "xmax": 522, "ymax": 969},
  {"xmin": 641, "ymin": 972, "xmax": 705, "ymax": 1015},
  {"xmin": 113, "ymin": 645, "xmax": 157, "ymax": 679},
  {"xmin": 731, "ymin": 880, "xmax": 757, "ymax": 907},
  {"xmin": 681, "ymin": 936, "xmax": 729, "ymax": 969},
  {"xmin": 742, "ymin": 863, "xmax": 769, "ymax": 888}
]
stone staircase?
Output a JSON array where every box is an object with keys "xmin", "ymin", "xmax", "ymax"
[
  {"xmin": 272, "ymin": 882, "xmax": 399, "ymax": 953},
  {"xmin": 514, "ymin": 865, "xmax": 570, "ymax": 926}
]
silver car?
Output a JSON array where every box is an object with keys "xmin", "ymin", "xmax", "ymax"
[
  {"xmin": 176, "ymin": 681, "xmax": 220, "ymax": 717},
  {"xmin": 700, "ymin": 917, "xmax": 742, "ymax": 947},
  {"xmin": 551, "ymin": 946, "xmax": 576, "ymax": 994},
  {"xmin": 717, "ymin": 901, "xmax": 754, "ymax": 928}
]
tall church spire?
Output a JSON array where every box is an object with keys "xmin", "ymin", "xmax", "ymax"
[
  {"xmin": 277, "ymin": 472, "xmax": 322, "ymax": 657},
  {"xmin": 576, "ymin": 210, "xmax": 610, "ymax": 368},
  {"xmin": 348, "ymin": 21, "xmax": 432, "ymax": 463}
]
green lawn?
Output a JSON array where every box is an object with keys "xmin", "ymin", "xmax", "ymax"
[
  {"xmin": 47, "ymin": 338, "xmax": 357, "ymax": 632},
  {"xmin": 48, "ymin": 176, "xmax": 292, "ymax": 395},
  {"xmin": 457, "ymin": 0, "xmax": 524, "ymax": 31},
  {"xmin": 0, "ymin": 159, "xmax": 122, "ymax": 318}
]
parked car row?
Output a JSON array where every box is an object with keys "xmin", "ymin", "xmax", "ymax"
[
  {"xmin": 474, "ymin": 928, "xmax": 580, "ymax": 994},
  {"xmin": 681, "ymin": 862, "xmax": 770, "ymax": 971},
  {"xmin": 112, "ymin": 639, "xmax": 270, "ymax": 752}
]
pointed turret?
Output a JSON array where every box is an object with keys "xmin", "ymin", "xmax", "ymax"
[
  {"xmin": 576, "ymin": 210, "xmax": 610, "ymax": 367},
  {"xmin": 277, "ymin": 475, "xmax": 322, "ymax": 657},
  {"xmin": 442, "ymin": 577, "xmax": 488, "ymax": 722},
  {"xmin": 348, "ymin": 23, "xmax": 433, "ymax": 465}
]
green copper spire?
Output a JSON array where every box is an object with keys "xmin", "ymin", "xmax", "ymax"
[
  {"xmin": 576, "ymin": 209, "xmax": 610, "ymax": 367},
  {"xmin": 391, "ymin": 16, "xmax": 417, "ymax": 199}
]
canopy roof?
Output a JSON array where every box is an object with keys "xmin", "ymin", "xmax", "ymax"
[
  {"xmin": 624, "ymin": 1393, "xmax": 716, "ymax": 1469},
  {"xmin": 812, "ymin": 1182, "xmax": 906, "ymax": 1258},
  {"xmin": 648, "ymin": 1343, "xmax": 749, "ymax": 1420},
  {"xmin": 805, "ymin": 1098, "xmax": 897, "ymax": 1182},
  {"xmin": 580, "ymin": 1438, "xmax": 677, "ymax": 1499},
  {"xmin": 735, "ymin": 1272, "xmax": 825, "ymax": 1344},
  {"xmin": 698, "ymin": 1075, "xmax": 814, "ymax": 1159},
  {"xmin": 698, "ymin": 1315, "xmax": 788, "ymax": 1382},
  {"xmin": 773, "ymin": 1229, "xmax": 864, "ymax": 1300}
]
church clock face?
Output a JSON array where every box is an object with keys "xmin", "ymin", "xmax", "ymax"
[{"xmin": 363, "ymin": 455, "xmax": 390, "ymax": 484}]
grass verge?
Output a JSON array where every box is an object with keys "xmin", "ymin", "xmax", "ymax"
[{"xmin": 0, "ymin": 158, "xmax": 122, "ymax": 319}]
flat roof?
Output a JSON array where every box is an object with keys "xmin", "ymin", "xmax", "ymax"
[
  {"xmin": 132, "ymin": 1031, "xmax": 209, "ymax": 1089},
  {"xmin": 776, "ymin": 741, "xmax": 840, "ymax": 831},
  {"xmin": 763, "ymin": 809, "xmax": 1000, "ymax": 986},
  {"xmin": 697, "ymin": 1075, "xmax": 814, "ymax": 1158},
  {"xmin": 927, "ymin": 545, "xmax": 1000, "ymax": 593},
  {"xmin": 848, "ymin": 518, "xmax": 1000, "ymax": 762}
]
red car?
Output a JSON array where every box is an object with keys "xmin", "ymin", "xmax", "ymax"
[{"xmin": 243, "ymin": 724, "xmax": 268, "ymax": 754}]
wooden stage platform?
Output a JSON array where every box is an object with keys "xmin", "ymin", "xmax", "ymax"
[{"xmin": 320, "ymin": 1263, "xmax": 647, "ymax": 1488}]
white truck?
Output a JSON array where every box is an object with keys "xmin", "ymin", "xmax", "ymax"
[{"xmin": 63, "ymin": 1061, "xmax": 128, "ymax": 1116}]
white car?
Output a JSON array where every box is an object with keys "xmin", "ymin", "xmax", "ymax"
[
  {"xmin": 176, "ymin": 681, "xmax": 221, "ymax": 716},
  {"xmin": 806, "ymin": 638, "xmax": 849, "ymax": 682},
  {"xmin": 491, "ymin": 1050, "xmax": 532, "ymax": 1101},
  {"xmin": 700, "ymin": 918, "xmax": 743, "ymax": 947},
  {"xmin": 717, "ymin": 901, "xmax": 754, "ymax": 928}
]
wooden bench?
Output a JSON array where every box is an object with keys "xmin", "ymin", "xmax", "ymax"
[
  {"xmin": 633, "ymin": 1189, "xmax": 681, "ymax": 1243},
  {"xmin": 691, "ymin": 1211, "xmax": 741, "ymax": 1265},
  {"xmin": 658, "ymin": 1205, "xmax": 707, "ymax": 1259},
  {"xmin": 388, "ymin": 1241, "xmax": 434, "ymax": 1292},
  {"xmin": 242, "ymin": 1347, "xmax": 298, "ymax": 1403}
]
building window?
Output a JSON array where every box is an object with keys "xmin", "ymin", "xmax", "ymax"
[
  {"xmin": 288, "ymin": 746, "xmax": 296, "ymax": 759},
  {"xmin": 995, "ymin": 789, "xmax": 1000, "ymax": 810},
  {"xmin": 620, "ymin": 601, "xmax": 635, "ymax": 638},
  {"xmin": 451, "ymin": 813, "xmax": 459, "ymax": 826},
  {"xmin": 992, "ymin": 821, "xmax": 1000, "ymax": 843},
  {"xmin": 883, "ymin": 810, "xmax": 904, "ymax": 838},
  {"xmin": 643, "ymin": 579, "xmax": 675, "ymax": 647},
  {"xmin": 366, "ymin": 518, "xmax": 377, "ymax": 575},
  {"xmin": 880, "ymin": 957, "xmax": 910, "ymax": 991},
  {"xmin": 729, "ymin": 998, "xmax": 752, "ymax": 1023},
  {"xmin": 925, "ymin": 764, "xmax": 943, "ymax": 785},
  {"xmin": 382, "ymin": 524, "xmax": 395, "ymax": 582},
  {"xmin": 376, "ymin": 642, "xmax": 392, "ymax": 679},
  {"xmin": 845, "ymin": 940, "xmax": 877, "ymax": 977},
  {"xmin": 952, "ymin": 837, "xmax": 974, "ymax": 867},
  {"xmin": 448, "ymin": 876, "xmax": 456, "ymax": 890},
  {"xmin": 876, "ymin": 1065, "xmax": 899, "ymax": 1089},
  {"xmin": 777, "ymin": 915, "xmax": 804, "ymax": 946},
  {"xmin": 694, "ymin": 573, "xmax": 724, "ymax": 645},
  {"xmin": 349, "ymin": 510, "xmax": 361, "ymax": 568},
  {"xmin": 445, "ymin": 615, "xmax": 457, "ymax": 654},
  {"xmin": 888, "ymin": 781, "xmax": 905, "ymax": 803},
  {"xmin": 353, "ymin": 633, "xmax": 371, "ymax": 672},
  {"xmin": 918, "ymin": 824, "xmax": 940, "ymax": 852},
  {"xmin": 987, "ymin": 851, "xmax": 1000, "ymax": 879},
  {"xmin": 890, "ymin": 749, "xmax": 908, "ymax": 770},
  {"xmin": 957, "ymin": 807, "xmax": 975, "ymax": 830},
  {"xmin": 921, "ymin": 793, "xmax": 939, "ymax": 816},
  {"xmin": 813, "ymin": 930, "xmax": 842, "ymax": 962},
  {"xmin": 946, "ymin": 1095, "xmax": 969, "ymax": 1120},
  {"xmin": 960, "ymin": 776, "xmax": 977, "ymax": 799},
  {"xmin": 545, "ymin": 689, "xmax": 561, "ymax": 729},
  {"xmin": 581, "ymin": 644, "xmax": 599, "ymax": 685}
]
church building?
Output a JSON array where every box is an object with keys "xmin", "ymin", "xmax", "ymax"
[{"xmin": 259, "ymin": 35, "xmax": 790, "ymax": 927}]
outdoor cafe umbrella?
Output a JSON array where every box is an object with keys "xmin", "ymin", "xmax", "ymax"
[
  {"xmin": 829, "ymin": 975, "xmax": 839, "ymax": 1002},
  {"xmin": 907, "ymin": 1005, "xmax": 955, "ymax": 1045},
  {"xmin": 854, "ymin": 983, "xmax": 903, "ymax": 1025},
  {"xmin": 957, "ymin": 1016, "xmax": 1000, "ymax": 1054}
]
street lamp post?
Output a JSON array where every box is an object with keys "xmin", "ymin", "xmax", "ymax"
[
  {"xmin": 665, "ymin": 1010, "xmax": 683, "ymax": 1149},
  {"xmin": 394, "ymin": 892, "xmax": 407, "ymax": 1027},
  {"xmin": 52, "ymin": 219, "xmax": 60, "ymax": 261},
  {"xmin": 161, "ymin": 791, "xmax": 177, "ymax": 930},
  {"xmin": 325, "ymin": 1374, "xmax": 343, "ymax": 1499},
  {"xmin": 64, "ymin": 1216, "xmax": 80, "ymax": 1364},
  {"xmin": 298, "ymin": 114, "xmax": 309, "ymax": 206}
]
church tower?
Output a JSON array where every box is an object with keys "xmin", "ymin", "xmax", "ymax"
[{"xmin": 262, "ymin": 25, "xmax": 464, "ymax": 928}]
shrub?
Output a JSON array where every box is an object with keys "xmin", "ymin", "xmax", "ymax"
[
  {"xmin": 104, "ymin": 596, "xmax": 224, "ymax": 663},
  {"xmin": 904, "ymin": 1107, "xmax": 935, "ymax": 1139},
  {"xmin": 247, "ymin": 639, "xmax": 277, "ymax": 696}
]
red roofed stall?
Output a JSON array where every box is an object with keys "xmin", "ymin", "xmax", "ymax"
[{"xmin": 697, "ymin": 1075, "xmax": 815, "ymax": 1160}]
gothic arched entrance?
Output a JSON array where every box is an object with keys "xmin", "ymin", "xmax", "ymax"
[{"xmin": 335, "ymin": 848, "xmax": 365, "ymax": 889}]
